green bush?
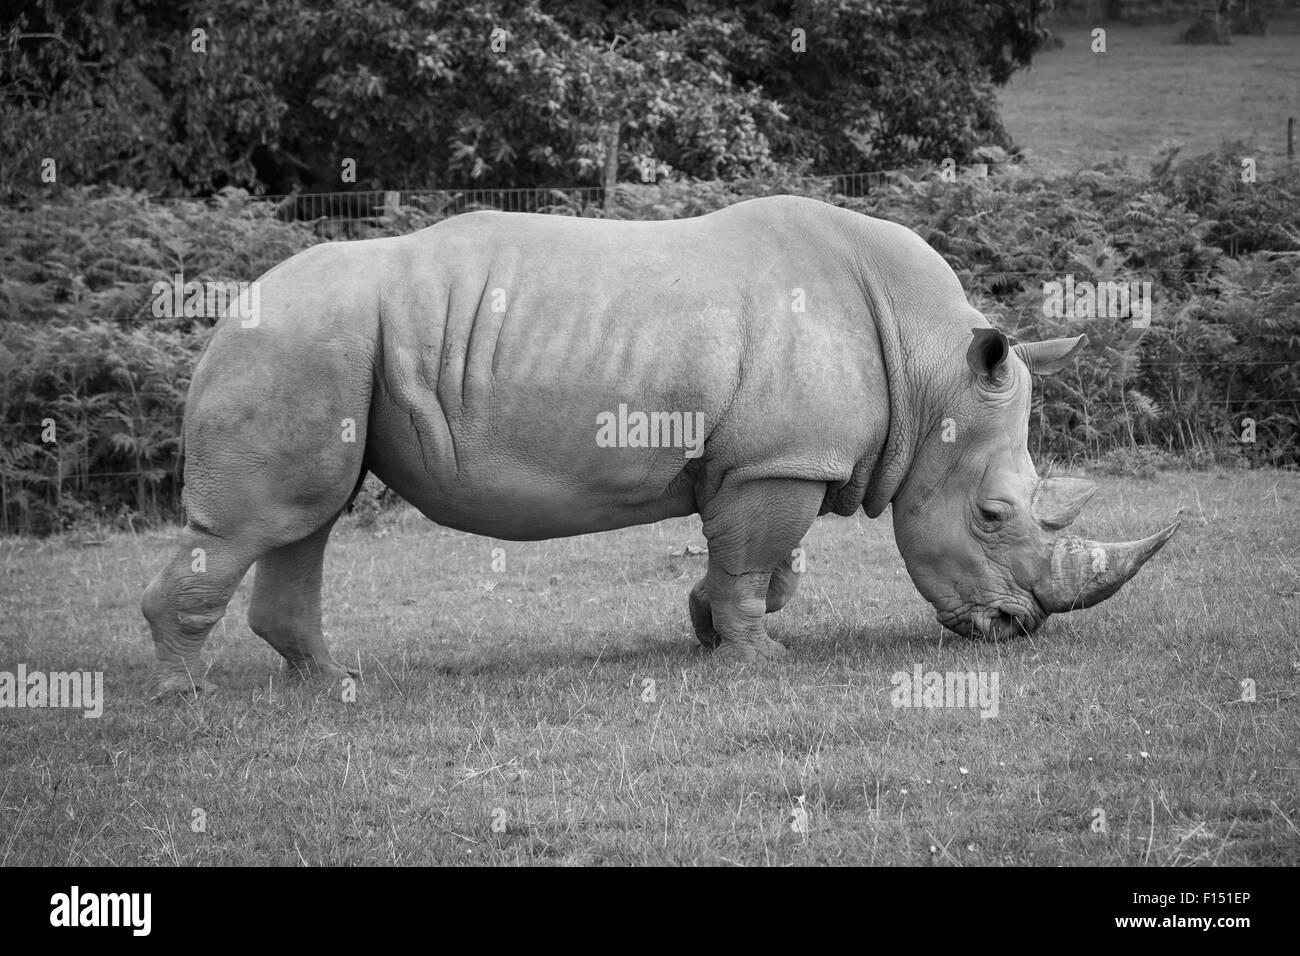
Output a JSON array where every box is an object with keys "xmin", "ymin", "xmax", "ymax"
[
  {"xmin": 0, "ymin": 186, "xmax": 317, "ymax": 327},
  {"xmin": 0, "ymin": 321, "xmax": 200, "ymax": 534}
]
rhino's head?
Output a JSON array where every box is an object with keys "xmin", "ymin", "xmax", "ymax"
[{"xmin": 889, "ymin": 327, "xmax": 1178, "ymax": 640}]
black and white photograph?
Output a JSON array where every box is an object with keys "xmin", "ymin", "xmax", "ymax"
[{"xmin": 0, "ymin": 0, "xmax": 1297, "ymax": 899}]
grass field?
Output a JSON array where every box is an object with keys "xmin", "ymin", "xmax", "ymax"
[
  {"xmin": 998, "ymin": 17, "xmax": 1300, "ymax": 169},
  {"xmin": 1, "ymin": 469, "xmax": 1297, "ymax": 865}
]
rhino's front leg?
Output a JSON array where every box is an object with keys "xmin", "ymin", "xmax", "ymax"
[
  {"xmin": 688, "ymin": 578, "xmax": 720, "ymax": 649},
  {"xmin": 764, "ymin": 551, "xmax": 801, "ymax": 613},
  {"xmin": 692, "ymin": 479, "xmax": 823, "ymax": 662},
  {"xmin": 689, "ymin": 550, "xmax": 802, "ymax": 650}
]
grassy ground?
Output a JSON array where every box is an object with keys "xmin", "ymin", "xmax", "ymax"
[
  {"xmin": 1, "ymin": 468, "xmax": 1297, "ymax": 865},
  {"xmin": 998, "ymin": 17, "xmax": 1300, "ymax": 169}
]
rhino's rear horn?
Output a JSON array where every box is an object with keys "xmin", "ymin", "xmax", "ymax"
[
  {"xmin": 1037, "ymin": 522, "xmax": 1180, "ymax": 613},
  {"xmin": 1032, "ymin": 477, "xmax": 1098, "ymax": 530}
]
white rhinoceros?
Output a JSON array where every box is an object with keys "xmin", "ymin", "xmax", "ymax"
[{"xmin": 142, "ymin": 195, "xmax": 1177, "ymax": 695}]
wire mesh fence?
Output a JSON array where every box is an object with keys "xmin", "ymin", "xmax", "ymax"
[
  {"xmin": 257, "ymin": 185, "xmax": 610, "ymax": 223},
  {"xmin": 141, "ymin": 166, "xmax": 926, "ymax": 226}
]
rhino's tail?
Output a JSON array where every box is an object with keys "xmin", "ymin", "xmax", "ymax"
[
  {"xmin": 343, "ymin": 467, "xmax": 370, "ymax": 513},
  {"xmin": 173, "ymin": 322, "xmax": 223, "ymax": 493}
]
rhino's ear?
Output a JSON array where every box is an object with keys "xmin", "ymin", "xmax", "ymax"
[
  {"xmin": 1013, "ymin": 335, "xmax": 1088, "ymax": 375},
  {"xmin": 966, "ymin": 327, "xmax": 1012, "ymax": 387}
]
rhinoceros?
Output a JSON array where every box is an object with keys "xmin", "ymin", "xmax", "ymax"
[{"xmin": 142, "ymin": 195, "xmax": 1178, "ymax": 695}]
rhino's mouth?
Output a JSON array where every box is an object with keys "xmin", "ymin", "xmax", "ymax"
[{"xmin": 941, "ymin": 598, "xmax": 1046, "ymax": 641}]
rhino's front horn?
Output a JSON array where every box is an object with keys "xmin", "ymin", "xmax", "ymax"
[
  {"xmin": 1037, "ymin": 522, "xmax": 1180, "ymax": 613},
  {"xmin": 1032, "ymin": 477, "xmax": 1098, "ymax": 529}
]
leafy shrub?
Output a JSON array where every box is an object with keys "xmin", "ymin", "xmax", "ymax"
[
  {"xmin": 0, "ymin": 186, "xmax": 317, "ymax": 327},
  {"xmin": 345, "ymin": 475, "xmax": 403, "ymax": 531},
  {"xmin": 1178, "ymin": 17, "xmax": 1232, "ymax": 45},
  {"xmin": 0, "ymin": 321, "xmax": 201, "ymax": 534},
  {"xmin": 1150, "ymin": 143, "xmax": 1300, "ymax": 256},
  {"xmin": 1230, "ymin": 9, "xmax": 1269, "ymax": 35},
  {"xmin": 1092, "ymin": 444, "xmax": 1180, "ymax": 479}
]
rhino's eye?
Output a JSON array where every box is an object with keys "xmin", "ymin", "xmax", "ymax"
[{"xmin": 978, "ymin": 505, "xmax": 1005, "ymax": 524}]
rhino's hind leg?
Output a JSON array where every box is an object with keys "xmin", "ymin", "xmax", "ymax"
[
  {"xmin": 142, "ymin": 528, "xmax": 261, "ymax": 697},
  {"xmin": 248, "ymin": 515, "xmax": 357, "ymax": 683},
  {"xmin": 143, "ymin": 405, "xmax": 369, "ymax": 697},
  {"xmin": 145, "ymin": 503, "xmax": 357, "ymax": 696},
  {"xmin": 694, "ymin": 479, "xmax": 822, "ymax": 663}
]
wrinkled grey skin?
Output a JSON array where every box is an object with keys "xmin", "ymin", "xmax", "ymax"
[{"xmin": 142, "ymin": 195, "xmax": 1177, "ymax": 695}]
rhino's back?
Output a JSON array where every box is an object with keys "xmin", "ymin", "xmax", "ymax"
[{"xmin": 366, "ymin": 198, "xmax": 910, "ymax": 538}]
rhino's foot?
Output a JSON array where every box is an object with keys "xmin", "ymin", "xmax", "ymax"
[
  {"xmin": 696, "ymin": 631, "xmax": 722, "ymax": 651},
  {"xmin": 284, "ymin": 657, "xmax": 359, "ymax": 684},
  {"xmin": 688, "ymin": 581, "xmax": 721, "ymax": 649},
  {"xmin": 713, "ymin": 636, "xmax": 787, "ymax": 664},
  {"xmin": 149, "ymin": 667, "xmax": 219, "ymax": 699},
  {"xmin": 691, "ymin": 606, "xmax": 722, "ymax": 650}
]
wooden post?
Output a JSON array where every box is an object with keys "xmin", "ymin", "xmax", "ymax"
[
  {"xmin": 1288, "ymin": 117, "xmax": 1295, "ymax": 160},
  {"xmin": 602, "ymin": 123, "xmax": 619, "ymax": 213}
]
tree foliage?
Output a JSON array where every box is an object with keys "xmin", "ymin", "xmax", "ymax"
[{"xmin": 2, "ymin": 0, "xmax": 1051, "ymax": 198}]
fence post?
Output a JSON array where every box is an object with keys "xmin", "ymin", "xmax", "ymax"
[
  {"xmin": 602, "ymin": 123, "xmax": 619, "ymax": 213},
  {"xmin": 1288, "ymin": 117, "xmax": 1295, "ymax": 161}
]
